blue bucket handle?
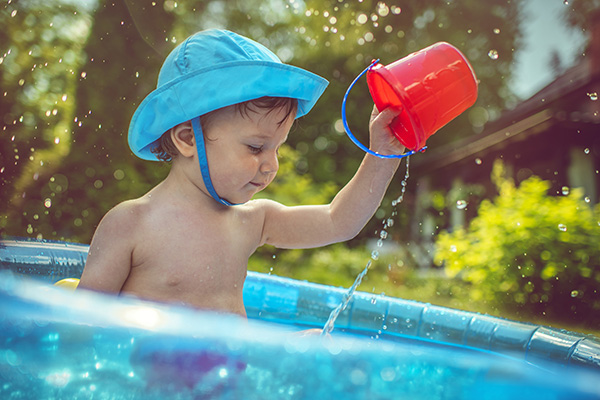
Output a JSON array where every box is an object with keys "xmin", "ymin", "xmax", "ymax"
[{"xmin": 342, "ymin": 59, "xmax": 426, "ymax": 159}]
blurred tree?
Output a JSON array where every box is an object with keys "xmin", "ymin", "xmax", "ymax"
[
  {"xmin": 434, "ymin": 161, "xmax": 600, "ymax": 328},
  {"xmin": 1, "ymin": 0, "xmax": 92, "ymax": 235},
  {"xmin": 2, "ymin": 0, "xmax": 176, "ymax": 242},
  {"xmin": 564, "ymin": 0, "xmax": 600, "ymax": 30}
]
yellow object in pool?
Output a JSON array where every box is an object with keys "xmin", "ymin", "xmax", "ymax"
[{"xmin": 54, "ymin": 278, "xmax": 80, "ymax": 290}]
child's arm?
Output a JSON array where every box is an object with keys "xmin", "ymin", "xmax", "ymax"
[
  {"xmin": 258, "ymin": 106, "xmax": 405, "ymax": 249},
  {"xmin": 78, "ymin": 203, "xmax": 136, "ymax": 293}
]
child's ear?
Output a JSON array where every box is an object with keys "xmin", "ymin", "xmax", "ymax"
[{"xmin": 170, "ymin": 121, "xmax": 196, "ymax": 158}]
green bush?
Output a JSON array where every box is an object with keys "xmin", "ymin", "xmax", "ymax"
[{"xmin": 434, "ymin": 161, "xmax": 600, "ymax": 327}]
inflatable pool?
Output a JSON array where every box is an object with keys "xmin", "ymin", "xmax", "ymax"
[{"xmin": 1, "ymin": 238, "xmax": 599, "ymax": 399}]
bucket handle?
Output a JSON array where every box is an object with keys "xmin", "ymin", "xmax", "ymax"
[{"xmin": 342, "ymin": 59, "xmax": 426, "ymax": 159}]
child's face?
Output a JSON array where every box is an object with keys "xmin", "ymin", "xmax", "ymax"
[{"xmin": 202, "ymin": 104, "xmax": 295, "ymax": 204}]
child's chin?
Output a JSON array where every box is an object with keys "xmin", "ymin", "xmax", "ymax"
[{"xmin": 223, "ymin": 193, "xmax": 253, "ymax": 205}]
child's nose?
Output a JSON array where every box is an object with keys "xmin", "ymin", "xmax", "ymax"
[{"xmin": 260, "ymin": 152, "xmax": 279, "ymax": 174}]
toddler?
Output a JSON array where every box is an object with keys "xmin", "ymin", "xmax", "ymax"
[{"xmin": 79, "ymin": 29, "xmax": 405, "ymax": 316}]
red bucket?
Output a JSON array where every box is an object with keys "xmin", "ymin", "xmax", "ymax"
[{"xmin": 366, "ymin": 42, "xmax": 478, "ymax": 151}]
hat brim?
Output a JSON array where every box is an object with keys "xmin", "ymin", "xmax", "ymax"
[{"xmin": 128, "ymin": 60, "xmax": 328, "ymax": 161}]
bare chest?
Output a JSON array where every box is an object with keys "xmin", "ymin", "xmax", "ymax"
[{"xmin": 122, "ymin": 206, "xmax": 262, "ymax": 311}]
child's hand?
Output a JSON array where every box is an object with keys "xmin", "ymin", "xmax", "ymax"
[
  {"xmin": 293, "ymin": 328, "xmax": 333, "ymax": 343},
  {"xmin": 294, "ymin": 328, "xmax": 325, "ymax": 337},
  {"xmin": 369, "ymin": 105, "xmax": 406, "ymax": 156}
]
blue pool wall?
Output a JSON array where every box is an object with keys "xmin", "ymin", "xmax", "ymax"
[{"xmin": 1, "ymin": 238, "xmax": 599, "ymax": 372}]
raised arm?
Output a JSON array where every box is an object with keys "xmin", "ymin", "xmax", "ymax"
[
  {"xmin": 78, "ymin": 202, "xmax": 136, "ymax": 294},
  {"xmin": 259, "ymin": 106, "xmax": 405, "ymax": 249}
]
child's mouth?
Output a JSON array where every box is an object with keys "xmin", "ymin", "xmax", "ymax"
[{"xmin": 249, "ymin": 181, "xmax": 265, "ymax": 189}]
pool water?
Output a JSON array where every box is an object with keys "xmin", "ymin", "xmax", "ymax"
[
  {"xmin": 1, "ymin": 274, "xmax": 598, "ymax": 400},
  {"xmin": 1, "ymin": 239, "xmax": 600, "ymax": 399}
]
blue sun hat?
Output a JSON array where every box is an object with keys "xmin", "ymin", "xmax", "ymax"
[{"xmin": 128, "ymin": 29, "xmax": 329, "ymax": 205}]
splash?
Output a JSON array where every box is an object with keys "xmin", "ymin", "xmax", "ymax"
[{"xmin": 322, "ymin": 157, "xmax": 410, "ymax": 336}]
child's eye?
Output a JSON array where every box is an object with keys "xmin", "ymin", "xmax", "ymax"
[{"xmin": 248, "ymin": 145, "xmax": 263, "ymax": 154}]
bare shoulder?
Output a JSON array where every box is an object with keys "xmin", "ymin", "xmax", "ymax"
[
  {"xmin": 244, "ymin": 198, "xmax": 282, "ymax": 212},
  {"xmin": 241, "ymin": 198, "xmax": 289, "ymax": 246},
  {"xmin": 79, "ymin": 197, "xmax": 154, "ymax": 292},
  {"xmin": 241, "ymin": 198, "xmax": 286, "ymax": 223},
  {"xmin": 102, "ymin": 197, "xmax": 148, "ymax": 225},
  {"xmin": 88, "ymin": 197, "xmax": 154, "ymax": 262}
]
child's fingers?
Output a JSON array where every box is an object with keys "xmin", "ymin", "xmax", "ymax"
[
  {"xmin": 369, "ymin": 105, "xmax": 406, "ymax": 155},
  {"xmin": 370, "ymin": 105, "xmax": 403, "ymax": 130},
  {"xmin": 295, "ymin": 328, "xmax": 323, "ymax": 337},
  {"xmin": 370, "ymin": 104, "xmax": 380, "ymax": 119}
]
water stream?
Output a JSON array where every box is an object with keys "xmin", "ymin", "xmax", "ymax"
[{"xmin": 322, "ymin": 156, "xmax": 410, "ymax": 336}]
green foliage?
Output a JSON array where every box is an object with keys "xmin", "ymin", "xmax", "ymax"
[
  {"xmin": 0, "ymin": 0, "xmax": 92, "ymax": 234},
  {"xmin": 250, "ymin": 244, "xmax": 371, "ymax": 288},
  {"xmin": 434, "ymin": 161, "xmax": 600, "ymax": 327},
  {"xmin": 2, "ymin": 1, "xmax": 173, "ymax": 243}
]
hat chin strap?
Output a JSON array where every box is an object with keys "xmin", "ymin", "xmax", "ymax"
[{"xmin": 191, "ymin": 117, "xmax": 238, "ymax": 206}]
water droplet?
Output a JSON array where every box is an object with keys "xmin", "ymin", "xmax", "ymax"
[
  {"xmin": 571, "ymin": 290, "xmax": 578, "ymax": 297},
  {"xmin": 80, "ymin": 71, "xmax": 87, "ymax": 78},
  {"xmin": 585, "ymin": 196, "xmax": 591, "ymax": 203},
  {"xmin": 456, "ymin": 200, "xmax": 468, "ymax": 209},
  {"xmin": 488, "ymin": 49, "xmax": 499, "ymax": 60},
  {"xmin": 371, "ymin": 297, "xmax": 377, "ymax": 305},
  {"xmin": 386, "ymin": 218, "xmax": 394, "ymax": 227},
  {"xmin": 380, "ymin": 230, "xmax": 388, "ymax": 240},
  {"xmin": 113, "ymin": 169, "xmax": 125, "ymax": 180},
  {"xmin": 44, "ymin": 198, "xmax": 52, "ymax": 208},
  {"xmin": 11, "ymin": 10, "xmax": 17, "ymax": 17},
  {"xmin": 357, "ymin": 13, "xmax": 368, "ymax": 24},
  {"xmin": 475, "ymin": 158, "xmax": 482, "ymax": 165},
  {"xmin": 584, "ymin": 148, "xmax": 590, "ymax": 154},
  {"xmin": 377, "ymin": 239, "xmax": 383, "ymax": 247},
  {"xmin": 371, "ymin": 250, "xmax": 379, "ymax": 260},
  {"xmin": 54, "ymin": 137, "xmax": 60, "ymax": 144},
  {"xmin": 561, "ymin": 186, "xmax": 570, "ymax": 195},
  {"xmin": 450, "ymin": 245, "xmax": 457, "ymax": 252},
  {"xmin": 587, "ymin": 92, "xmax": 598, "ymax": 101},
  {"xmin": 61, "ymin": 94, "xmax": 67, "ymax": 102},
  {"xmin": 558, "ymin": 224, "xmax": 567, "ymax": 232},
  {"xmin": 493, "ymin": 28, "xmax": 500, "ymax": 34}
]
